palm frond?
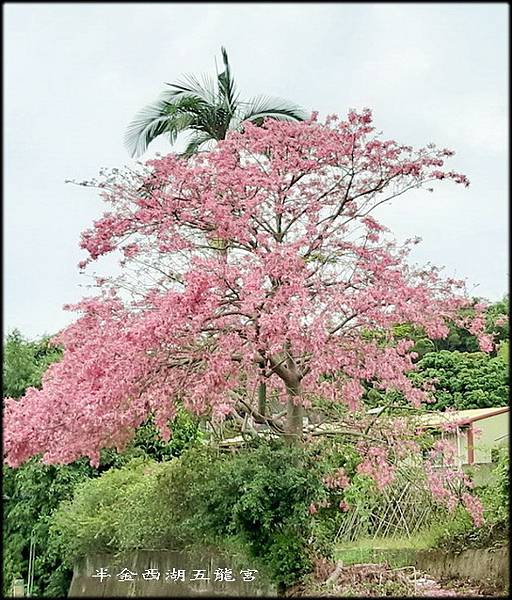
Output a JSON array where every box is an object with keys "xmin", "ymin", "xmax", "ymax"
[
  {"xmin": 124, "ymin": 97, "xmax": 174, "ymax": 158},
  {"xmin": 125, "ymin": 49, "xmax": 308, "ymax": 158},
  {"xmin": 180, "ymin": 131, "xmax": 215, "ymax": 158},
  {"xmin": 238, "ymin": 95, "xmax": 308, "ymax": 126},
  {"xmin": 185, "ymin": 103, "xmax": 233, "ymax": 141},
  {"xmin": 164, "ymin": 111, "xmax": 196, "ymax": 140},
  {"xmin": 125, "ymin": 96, "xmax": 199, "ymax": 158},
  {"xmin": 217, "ymin": 46, "xmax": 238, "ymax": 110},
  {"xmin": 165, "ymin": 73, "xmax": 217, "ymax": 105}
]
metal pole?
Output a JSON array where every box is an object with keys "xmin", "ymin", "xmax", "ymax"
[{"xmin": 26, "ymin": 533, "xmax": 35, "ymax": 597}]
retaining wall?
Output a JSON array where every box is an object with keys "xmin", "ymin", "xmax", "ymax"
[
  {"xmin": 69, "ymin": 545, "xmax": 508, "ymax": 596},
  {"xmin": 344, "ymin": 545, "xmax": 509, "ymax": 589},
  {"xmin": 68, "ymin": 549, "xmax": 276, "ymax": 597}
]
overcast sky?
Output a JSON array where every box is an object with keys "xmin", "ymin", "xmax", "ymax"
[{"xmin": 4, "ymin": 2, "xmax": 509, "ymax": 339}]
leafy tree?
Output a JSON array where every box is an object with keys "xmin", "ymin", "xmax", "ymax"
[
  {"xmin": 3, "ymin": 329, "xmax": 62, "ymax": 399},
  {"xmin": 2, "ymin": 331, "xmax": 83, "ymax": 596},
  {"xmin": 388, "ymin": 298, "xmax": 508, "ymax": 357},
  {"xmin": 485, "ymin": 295, "xmax": 509, "ymax": 347},
  {"xmin": 409, "ymin": 350, "xmax": 508, "ymax": 410},
  {"xmin": 126, "ymin": 48, "xmax": 306, "ymax": 410},
  {"xmin": 433, "ymin": 320, "xmax": 481, "ymax": 353},
  {"xmin": 125, "ymin": 46, "xmax": 307, "ymax": 158},
  {"xmin": 3, "ymin": 458, "xmax": 95, "ymax": 597}
]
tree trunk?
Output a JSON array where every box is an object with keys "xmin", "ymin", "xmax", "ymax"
[
  {"xmin": 257, "ymin": 380, "xmax": 267, "ymax": 418},
  {"xmin": 285, "ymin": 380, "xmax": 303, "ymax": 444},
  {"xmin": 257, "ymin": 359, "xmax": 267, "ymax": 419}
]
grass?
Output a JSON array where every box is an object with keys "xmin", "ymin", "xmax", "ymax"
[{"xmin": 334, "ymin": 528, "xmax": 445, "ymax": 566}]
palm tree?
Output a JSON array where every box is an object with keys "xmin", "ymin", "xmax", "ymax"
[{"xmin": 125, "ymin": 47, "xmax": 307, "ymax": 158}]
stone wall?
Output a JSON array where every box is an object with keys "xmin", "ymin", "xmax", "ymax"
[
  {"xmin": 357, "ymin": 546, "xmax": 509, "ymax": 589},
  {"xmin": 69, "ymin": 545, "xmax": 509, "ymax": 596},
  {"xmin": 412, "ymin": 546, "xmax": 508, "ymax": 587},
  {"xmin": 68, "ymin": 549, "xmax": 276, "ymax": 597}
]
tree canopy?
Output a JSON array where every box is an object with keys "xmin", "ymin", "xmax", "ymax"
[
  {"xmin": 410, "ymin": 350, "xmax": 508, "ymax": 411},
  {"xmin": 3, "ymin": 329, "xmax": 62, "ymax": 399},
  {"xmin": 4, "ymin": 110, "xmax": 493, "ymax": 471}
]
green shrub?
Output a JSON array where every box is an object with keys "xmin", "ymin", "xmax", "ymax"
[
  {"xmin": 52, "ymin": 440, "xmax": 336, "ymax": 588},
  {"xmin": 152, "ymin": 440, "xmax": 325, "ymax": 586},
  {"xmin": 431, "ymin": 448, "xmax": 509, "ymax": 551},
  {"xmin": 265, "ymin": 527, "xmax": 311, "ymax": 589},
  {"xmin": 51, "ymin": 458, "xmax": 172, "ymax": 564}
]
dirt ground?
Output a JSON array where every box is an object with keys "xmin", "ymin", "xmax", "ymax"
[{"xmin": 286, "ymin": 561, "xmax": 507, "ymax": 597}]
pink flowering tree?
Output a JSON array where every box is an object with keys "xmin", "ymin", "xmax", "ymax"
[{"xmin": 3, "ymin": 110, "xmax": 492, "ymax": 524}]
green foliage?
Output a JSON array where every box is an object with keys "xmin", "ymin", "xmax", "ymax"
[
  {"xmin": 392, "ymin": 323, "xmax": 436, "ymax": 358},
  {"xmin": 2, "ymin": 458, "xmax": 95, "ymax": 597},
  {"xmin": 392, "ymin": 297, "xmax": 509, "ymax": 358},
  {"xmin": 479, "ymin": 447, "xmax": 509, "ymax": 534},
  {"xmin": 3, "ymin": 330, "xmax": 71, "ymax": 596},
  {"xmin": 173, "ymin": 440, "xmax": 327, "ymax": 587},
  {"xmin": 485, "ymin": 295, "xmax": 509, "ymax": 346},
  {"xmin": 49, "ymin": 448, "xmax": 196, "ymax": 558},
  {"xmin": 431, "ymin": 449, "xmax": 509, "ymax": 551},
  {"xmin": 132, "ymin": 410, "xmax": 202, "ymax": 461},
  {"xmin": 497, "ymin": 340, "xmax": 509, "ymax": 363},
  {"xmin": 435, "ymin": 296, "xmax": 509, "ymax": 354},
  {"xmin": 265, "ymin": 528, "xmax": 311, "ymax": 590},
  {"xmin": 3, "ymin": 416, "xmax": 201, "ymax": 596},
  {"xmin": 363, "ymin": 296, "xmax": 509, "ymax": 412},
  {"xmin": 191, "ymin": 441, "xmax": 323, "ymax": 586},
  {"xmin": 306, "ymin": 437, "xmax": 368, "ymax": 547},
  {"xmin": 52, "ymin": 440, "xmax": 347, "ymax": 588},
  {"xmin": 3, "ymin": 329, "xmax": 62, "ymax": 399},
  {"xmin": 2, "ymin": 330, "xmax": 201, "ymax": 597},
  {"xmin": 428, "ymin": 506, "xmax": 475, "ymax": 552},
  {"xmin": 51, "ymin": 458, "xmax": 169, "ymax": 564},
  {"xmin": 410, "ymin": 350, "xmax": 508, "ymax": 410}
]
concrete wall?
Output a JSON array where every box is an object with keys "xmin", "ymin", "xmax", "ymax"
[
  {"xmin": 68, "ymin": 550, "xmax": 276, "ymax": 597},
  {"xmin": 412, "ymin": 546, "xmax": 509, "ymax": 587},
  {"xmin": 353, "ymin": 546, "xmax": 509, "ymax": 590}
]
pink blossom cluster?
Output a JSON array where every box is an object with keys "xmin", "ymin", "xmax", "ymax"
[
  {"xmin": 429, "ymin": 438, "xmax": 458, "ymax": 465},
  {"xmin": 425, "ymin": 462, "xmax": 483, "ymax": 526},
  {"xmin": 323, "ymin": 467, "xmax": 350, "ymax": 489},
  {"xmin": 461, "ymin": 492, "xmax": 484, "ymax": 527},
  {"xmin": 356, "ymin": 444, "xmax": 395, "ymax": 490}
]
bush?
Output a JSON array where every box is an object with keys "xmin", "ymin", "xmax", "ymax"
[
  {"xmin": 51, "ymin": 458, "xmax": 164, "ymax": 564},
  {"xmin": 188, "ymin": 441, "xmax": 323, "ymax": 586},
  {"xmin": 52, "ymin": 439, "xmax": 342, "ymax": 588},
  {"xmin": 265, "ymin": 527, "xmax": 311, "ymax": 589},
  {"xmin": 431, "ymin": 448, "xmax": 509, "ymax": 551}
]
